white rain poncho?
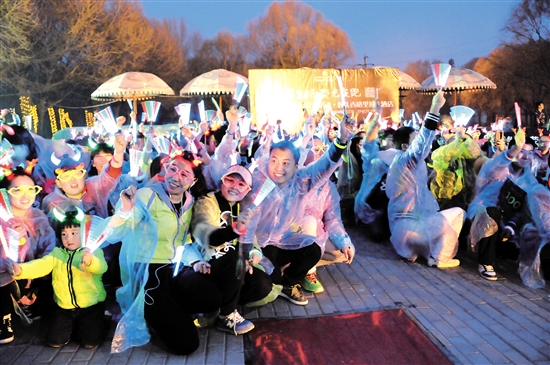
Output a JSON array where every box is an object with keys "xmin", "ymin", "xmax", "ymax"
[
  {"xmin": 241, "ymin": 144, "xmax": 342, "ymax": 250},
  {"xmin": 355, "ymin": 139, "xmax": 398, "ymax": 225},
  {"xmin": 386, "ymin": 125, "xmax": 461, "ymax": 262},
  {"xmin": 467, "ymin": 152, "xmax": 550, "ymax": 288}
]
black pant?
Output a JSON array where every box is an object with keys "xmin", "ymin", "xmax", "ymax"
[
  {"xmin": 262, "ymin": 243, "xmax": 322, "ymax": 286},
  {"xmin": 46, "ymin": 302, "xmax": 105, "ymax": 347},
  {"xmin": 144, "ymin": 245, "xmax": 243, "ymax": 355},
  {"xmin": 478, "ymin": 207, "xmax": 520, "ymax": 265},
  {"xmin": 0, "ymin": 282, "xmax": 17, "ymax": 318},
  {"xmin": 102, "ymin": 242, "xmax": 123, "ymax": 289},
  {"xmin": 239, "ymin": 267, "xmax": 273, "ymax": 305},
  {"xmin": 0, "ymin": 279, "xmax": 54, "ymax": 319}
]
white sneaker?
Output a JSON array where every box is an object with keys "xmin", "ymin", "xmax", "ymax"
[{"xmin": 478, "ymin": 264, "xmax": 497, "ymax": 281}]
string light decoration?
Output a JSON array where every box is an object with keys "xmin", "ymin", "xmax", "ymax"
[
  {"xmin": 65, "ymin": 110, "xmax": 73, "ymax": 128},
  {"xmin": 19, "ymin": 96, "xmax": 31, "ymax": 116},
  {"xmin": 31, "ymin": 105, "xmax": 38, "ymax": 133},
  {"xmin": 48, "ymin": 107, "xmax": 58, "ymax": 134},
  {"xmin": 58, "ymin": 108, "xmax": 74, "ymax": 130},
  {"xmin": 19, "ymin": 96, "xmax": 40, "ymax": 132},
  {"xmin": 58, "ymin": 108, "xmax": 67, "ymax": 130},
  {"xmin": 85, "ymin": 110, "xmax": 95, "ymax": 127}
]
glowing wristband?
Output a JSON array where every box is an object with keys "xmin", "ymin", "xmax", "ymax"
[
  {"xmin": 334, "ymin": 138, "xmax": 347, "ymax": 149},
  {"xmin": 249, "ymin": 248, "xmax": 263, "ymax": 260}
]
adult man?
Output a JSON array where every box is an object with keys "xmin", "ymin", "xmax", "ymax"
[
  {"xmin": 241, "ymin": 115, "xmax": 350, "ymax": 305},
  {"xmin": 386, "ymin": 91, "xmax": 464, "ymax": 268}
]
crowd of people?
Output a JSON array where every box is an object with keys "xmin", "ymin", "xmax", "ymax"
[{"xmin": 0, "ymin": 92, "xmax": 548, "ymax": 355}]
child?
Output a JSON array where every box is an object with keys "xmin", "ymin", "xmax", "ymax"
[
  {"xmin": 10, "ymin": 208, "xmax": 108, "ymax": 349},
  {"xmin": 41, "ymin": 133, "xmax": 127, "ymax": 218}
]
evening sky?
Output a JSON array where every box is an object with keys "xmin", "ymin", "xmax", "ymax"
[{"xmin": 140, "ymin": 0, "xmax": 519, "ymax": 70}]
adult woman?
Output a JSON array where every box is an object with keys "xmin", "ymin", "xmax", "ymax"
[
  {"xmin": 0, "ymin": 168, "xmax": 56, "ymax": 344},
  {"xmin": 109, "ymin": 151, "xmax": 242, "ymax": 355}
]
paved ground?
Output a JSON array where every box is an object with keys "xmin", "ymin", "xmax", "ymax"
[{"xmin": 2, "ymin": 225, "xmax": 549, "ymax": 365}]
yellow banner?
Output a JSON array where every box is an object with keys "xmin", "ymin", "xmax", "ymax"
[{"xmin": 249, "ymin": 67, "xmax": 399, "ymax": 133}]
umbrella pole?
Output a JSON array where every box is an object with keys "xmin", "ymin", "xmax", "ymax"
[
  {"xmin": 454, "ymin": 90, "xmax": 457, "ymax": 106},
  {"xmin": 219, "ymin": 96, "xmax": 223, "ymax": 111},
  {"xmin": 133, "ymin": 98, "xmax": 138, "ymax": 115}
]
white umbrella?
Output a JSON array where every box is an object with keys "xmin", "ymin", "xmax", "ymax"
[
  {"xmin": 91, "ymin": 72, "xmax": 175, "ymax": 110},
  {"xmin": 419, "ymin": 67, "xmax": 496, "ymax": 105},
  {"xmin": 420, "ymin": 67, "xmax": 496, "ymax": 92},
  {"xmin": 180, "ymin": 69, "xmax": 248, "ymax": 96}
]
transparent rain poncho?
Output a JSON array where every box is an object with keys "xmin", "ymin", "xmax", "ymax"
[
  {"xmin": 386, "ymin": 125, "xmax": 461, "ymax": 262},
  {"xmin": 303, "ymin": 180, "xmax": 353, "ymax": 254},
  {"xmin": 355, "ymin": 139, "xmax": 398, "ymax": 225},
  {"xmin": 41, "ymin": 164, "xmax": 120, "ymax": 219},
  {"xmin": 241, "ymin": 144, "xmax": 342, "ymax": 250},
  {"xmin": 0, "ymin": 208, "xmax": 56, "ymax": 287},
  {"xmin": 467, "ymin": 152, "xmax": 550, "ymax": 288}
]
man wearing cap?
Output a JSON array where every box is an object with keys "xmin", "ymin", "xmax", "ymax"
[
  {"xmin": 191, "ymin": 164, "xmax": 273, "ymax": 334},
  {"xmin": 240, "ymin": 114, "xmax": 350, "ymax": 306}
]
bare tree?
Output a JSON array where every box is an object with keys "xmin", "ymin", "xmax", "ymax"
[
  {"xmin": 187, "ymin": 30, "xmax": 249, "ymax": 79},
  {"xmin": 1, "ymin": 0, "xmax": 189, "ymax": 137},
  {"xmin": 246, "ymin": 0, "xmax": 354, "ymax": 69},
  {"xmin": 501, "ymin": 0, "xmax": 550, "ymax": 113}
]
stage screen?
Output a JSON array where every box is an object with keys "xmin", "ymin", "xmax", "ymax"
[{"xmin": 248, "ymin": 67, "xmax": 399, "ymax": 133}]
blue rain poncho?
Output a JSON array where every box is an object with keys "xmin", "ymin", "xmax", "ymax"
[
  {"xmin": 467, "ymin": 152, "xmax": 550, "ymax": 288},
  {"xmin": 386, "ymin": 123, "xmax": 461, "ymax": 262},
  {"xmin": 106, "ymin": 182, "xmax": 197, "ymax": 353}
]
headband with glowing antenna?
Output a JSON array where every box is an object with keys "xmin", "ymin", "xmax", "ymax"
[{"xmin": 52, "ymin": 206, "xmax": 85, "ymax": 223}]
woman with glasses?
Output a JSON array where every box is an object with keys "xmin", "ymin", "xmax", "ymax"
[
  {"xmin": 107, "ymin": 150, "xmax": 229, "ymax": 355},
  {"xmin": 0, "ymin": 167, "xmax": 56, "ymax": 344}
]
